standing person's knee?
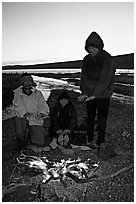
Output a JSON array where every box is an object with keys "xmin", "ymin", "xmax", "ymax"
[{"xmin": 98, "ymin": 116, "xmax": 107, "ymax": 126}]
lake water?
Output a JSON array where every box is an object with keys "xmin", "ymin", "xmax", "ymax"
[{"xmin": 2, "ymin": 68, "xmax": 134, "ymax": 75}]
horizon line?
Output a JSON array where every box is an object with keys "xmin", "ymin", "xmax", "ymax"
[{"xmin": 2, "ymin": 52, "xmax": 134, "ymax": 67}]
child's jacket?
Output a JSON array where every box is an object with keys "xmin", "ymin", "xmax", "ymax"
[{"xmin": 50, "ymin": 101, "xmax": 77, "ymax": 133}]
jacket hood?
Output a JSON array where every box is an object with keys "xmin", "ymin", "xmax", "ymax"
[
  {"xmin": 13, "ymin": 86, "xmax": 23, "ymax": 94},
  {"xmin": 85, "ymin": 32, "xmax": 104, "ymax": 52},
  {"xmin": 14, "ymin": 86, "xmax": 36, "ymax": 95},
  {"xmin": 58, "ymin": 90, "xmax": 70, "ymax": 100}
]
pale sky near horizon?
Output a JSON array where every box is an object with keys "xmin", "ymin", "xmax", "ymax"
[{"xmin": 2, "ymin": 1, "xmax": 134, "ymax": 66}]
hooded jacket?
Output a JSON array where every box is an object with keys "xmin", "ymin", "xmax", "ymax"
[
  {"xmin": 50, "ymin": 93, "xmax": 77, "ymax": 133},
  {"xmin": 80, "ymin": 32, "xmax": 115, "ymax": 98},
  {"xmin": 12, "ymin": 86, "xmax": 49, "ymax": 125}
]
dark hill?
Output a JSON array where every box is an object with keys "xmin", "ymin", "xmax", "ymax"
[
  {"xmin": 112, "ymin": 53, "xmax": 134, "ymax": 69},
  {"xmin": 2, "ymin": 53, "xmax": 134, "ymax": 70}
]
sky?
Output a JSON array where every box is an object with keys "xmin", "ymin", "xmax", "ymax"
[{"xmin": 2, "ymin": 1, "xmax": 134, "ymax": 66}]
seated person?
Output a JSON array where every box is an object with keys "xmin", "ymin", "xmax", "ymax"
[
  {"xmin": 49, "ymin": 90, "xmax": 77, "ymax": 148},
  {"xmin": 12, "ymin": 73, "xmax": 50, "ymax": 148}
]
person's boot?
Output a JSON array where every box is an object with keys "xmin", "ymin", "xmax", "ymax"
[{"xmin": 97, "ymin": 142, "xmax": 106, "ymax": 157}]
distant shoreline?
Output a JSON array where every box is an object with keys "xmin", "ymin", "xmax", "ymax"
[
  {"xmin": 2, "ymin": 68, "xmax": 134, "ymax": 76},
  {"xmin": 2, "ymin": 67, "xmax": 134, "ymax": 71}
]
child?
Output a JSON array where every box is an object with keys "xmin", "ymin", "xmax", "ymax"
[{"xmin": 49, "ymin": 90, "xmax": 77, "ymax": 148}]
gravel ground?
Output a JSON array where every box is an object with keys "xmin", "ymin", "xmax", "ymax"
[{"xmin": 2, "ymin": 89, "xmax": 134, "ymax": 202}]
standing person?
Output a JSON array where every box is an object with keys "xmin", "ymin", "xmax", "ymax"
[
  {"xmin": 13, "ymin": 73, "xmax": 50, "ymax": 148},
  {"xmin": 49, "ymin": 90, "xmax": 77, "ymax": 148},
  {"xmin": 78, "ymin": 31, "xmax": 115, "ymax": 149}
]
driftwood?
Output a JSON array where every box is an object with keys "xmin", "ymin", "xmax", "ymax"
[
  {"xmin": 2, "ymin": 163, "xmax": 133, "ymax": 200},
  {"xmin": 97, "ymin": 163, "xmax": 134, "ymax": 181},
  {"xmin": 2, "ymin": 183, "xmax": 30, "ymax": 198},
  {"xmin": 63, "ymin": 163, "xmax": 134, "ymax": 184},
  {"xmin": 80, "ymin": 163, "xmax": 134, "ymax": 201}
]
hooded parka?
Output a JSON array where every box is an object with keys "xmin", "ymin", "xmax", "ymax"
[{"xmin": 80, "ymin": 32, "xmax": 115, "ymax": 98}]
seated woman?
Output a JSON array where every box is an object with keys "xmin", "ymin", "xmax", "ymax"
[
  {"xmin": 49, "ymin": 90, "xmax": 77, "ymax": 148},
  {"xmin": 12, "ymin": 73, "xmax": 50, "ymax": 148}
]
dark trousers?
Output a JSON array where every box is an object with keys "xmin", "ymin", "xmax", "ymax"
[
  {"xmin": 14, "ymin": 117, "xmax": 46, "ymax": 146},
  {"xmin": 86, "ymin": 98, "xmax": 110, "ymax": 145},
  {"xmin": 14, "ymin": 117, "xmax": 29, "ymax": 144}
]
